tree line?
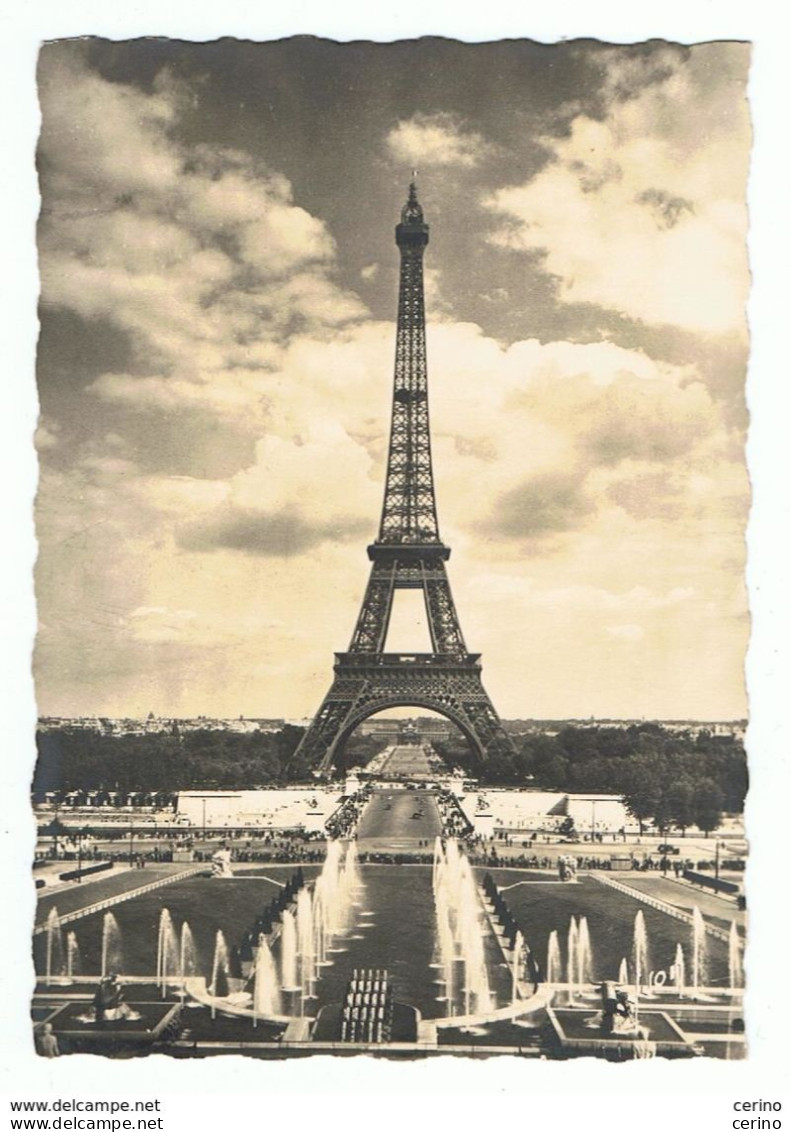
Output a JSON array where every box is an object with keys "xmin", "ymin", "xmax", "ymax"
[
  {"xmin": 33, "ymin": 725, "xmax": 306, "ymax": 796},
  {"xmin": 435, "ymin": 723, "xmax": 748, "ymax": 835},
  {"xmin": 33, "ymin": 721, "xmax": 747, "ymax": 837},
  {"xmin": 32, "ymin": 724, "xmax": 392, "ymax": 798}
]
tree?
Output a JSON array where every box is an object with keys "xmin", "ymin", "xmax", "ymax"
[
  {"xmin": 621, "ymin": 763, "xmax": 662, "ymax": 835},
  {"xmin": 480, "ymin": 752, "xmax": 518, "ymax": 785},
  {"xmin": 694, "ymin": 780, "xmax": 725, "ymax": 836},
  {"xmin": 284, "ymin": 753, "xmax": 313, "ymax": 783},
  {"xmin": 666, "ymin": 779, "xmax": 696, "ymax": 836}
]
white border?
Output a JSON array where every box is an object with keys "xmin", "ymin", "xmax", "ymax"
[{"xmin": 1, "ymin": 0, "xmax": 788, "ymax": 1119}]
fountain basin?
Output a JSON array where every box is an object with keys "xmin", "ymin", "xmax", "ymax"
[
  {"xmin": 35, "ymin": 997, "xmax": 181, "ymax": 1052},
  {"xmin": 546, "ymin": 1007, "xmax": 695, "ymax": 1058}
]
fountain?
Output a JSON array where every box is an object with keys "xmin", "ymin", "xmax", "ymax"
[
  {"xmin": 45, "ymin": 908, "xmax": 65, "ymax": 985},
  {"xmin": 690, "ymin": 907, "xmax": 707, "ymax": 992},
  {"xmin": 65, "ymin": 931, "xmax": 80, "ymax": 980},
  {"xmin": 180, "ymin": 922, "xmax": 198, "ymax": 978},
  {"xmin": 253, "ymin": 935, "xmax": 282, "ymax": 1020},
  {"xmin": 280, "ymin": 908, "xmax": 299, "ymax": 1010},
  {"xmin": 457, "ymin": 870, "xmax": 492, "ymax": 1017},
  {"xmin": 578, "ymin": 917, "xmax": 593, "ymax": 988},
  {"xmin": 562, "ymin": 915, "xmax": 594, "ymax": 1000},
  {"xmin": 342, "ymin": 840, "xmax": 363, "ymax": 904},
  {"xmin": 432, "ymin": 838, "xmax": 493, "ymax": 1019},
  {"xmin": 210, "ymin": 930, "xmax": 231, "ymax": 1001},
  {"xmin": 156, "ymin": 909, "xmax": 180, "ymax": 996},
  {"xmin": 434, "ymin": 881, "xmax": 456, "ymax": 1010},
  {"xmin": 671, "ymin": 943, "xmax": 686, "ymax": 993},
  {"xmin": 311, "ymin": 840, "xmax": 361, "ymax": 979},
  {"xmin": 728, "ymin": 922, "xmax": 743, "ymax": 990},
  {"xmin": 313, "ymin": 843, "xmax": 344, "ymax": 944},
  {"xmin": 101, "ymin": 912, "xmax": 124, "ymax": 979},
  {"xmin": 632, "ymin": 911, "xmax": 649, "ymax": 993},
  {"xmin": 545, "ymin": 901, "xmax": 703, "ymax": 1058},
  {"xmin": 546, "ymin": 931, "xmax": 562, "ymax": 985},
  {"xmin": 312, "ymin": 881, "xmax": 328, "ymax": 972},
  {"xmin": 566, "ymin": 916, "xmax": 579, "ymax": 998},
  {"xmin": 192, "ymin": 847, "xmax": 360, "ymax": 1023},
  {"xmin": 296, "ymin": 887, "xmax": 315, "ymax": 999}
]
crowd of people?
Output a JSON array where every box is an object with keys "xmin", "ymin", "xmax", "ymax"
[
  {"xmin": 324, "ymin": 788, "xmax": 371, "ymax": 839},
  {"xmin": 196, "ymin": 843, "xmax": 325, "ymax": 864},
  {"xmin": 435, "ymin": 789, "xmax": 473, "ymax": 839}
]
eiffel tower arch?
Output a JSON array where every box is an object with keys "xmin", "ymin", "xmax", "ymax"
[{"xmin": 293, "ymin": 184, "xmax": 516, "ymax": 774}]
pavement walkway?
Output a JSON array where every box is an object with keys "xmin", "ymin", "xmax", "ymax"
[
  {"xmin": 35, "ymin": 863, "xmax": 197, "ymax": 927},
  {"xmin": 612, "ymin": 874, "xmax": 746, "ymax": 932}
]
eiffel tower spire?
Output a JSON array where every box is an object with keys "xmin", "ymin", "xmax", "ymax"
[
  {"xmin": 292, "ymin": 185, "xmax": 515, "ymax": 774},
  {"xmin": 378, "ymin": 179, "xmax": 440, "ymax": 546}
]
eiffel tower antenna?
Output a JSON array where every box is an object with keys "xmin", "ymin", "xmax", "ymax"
[{"xmin": 293, "ymin": 183, "xmax": 516, "ymax": 774}]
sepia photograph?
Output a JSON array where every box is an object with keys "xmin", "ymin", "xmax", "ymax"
[{"xmin": 28, "ymin": 34, "xmax": 752, "ymax": 1064}]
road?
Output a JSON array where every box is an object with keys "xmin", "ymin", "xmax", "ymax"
[{"xmin": 356, "ymin": 789, "xmax": 442, "ymax": 851}]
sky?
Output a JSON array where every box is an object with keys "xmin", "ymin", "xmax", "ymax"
[{"xmin": 34, "ymin": 36, "xmax": 751, "ymax": 722}]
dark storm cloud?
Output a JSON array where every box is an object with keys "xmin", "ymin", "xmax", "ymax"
[
  {"xmin": 484, "ymin": 472, "xmax": 594, "ymax": 540},
  {"xmin": 177, "ymin": 506, "xmax": 369, "ymax": 557}
]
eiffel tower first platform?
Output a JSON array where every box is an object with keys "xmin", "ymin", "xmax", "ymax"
[{"xmin": 294, "ymin": 184, "xmax": 516, "ymax": 774}]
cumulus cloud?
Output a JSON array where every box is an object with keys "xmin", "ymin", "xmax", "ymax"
[
  {"xmin": 415, "ymin": 321, "xmax": 734, "ymax": 544},
  {"xmin": 485, "ymin": 472, "xmax": 594, "ymax": 540},
  {"xmin": 386, "ymin": 112, "xmax": 489, "ymax": 167},
  {"xmin": 38, "ymin": 46, "xmax": 366, "ymax": 425},
  {"xmin": 34, "ymin": 42, "xmax": 749, "ymax": 721},
  {"xmin": 178, "ymin": 506, "xmax": 368, "ymax": 557},
  {"xmin": 173, "ymin": 424, "xmax": 380, "ymax": 557},
  {"xmin": 484, "ymin": 46, "xmax": 750, "ymax": 334},
  {"xmin": 574, "ymin": 375, "xmax": 715, "ymax": 466}
]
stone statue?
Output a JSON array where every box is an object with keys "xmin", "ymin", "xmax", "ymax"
[
  {"xmin": 92, "ymin": 974, "xmax": 135, "ymax": 1023},
  {"xmin": 599, "ymin": 980, "xmax": 640, "ymax": 1036},
  {"xmin": 211, "ymin": 846, "xmax": 234, "ymax": 878}
]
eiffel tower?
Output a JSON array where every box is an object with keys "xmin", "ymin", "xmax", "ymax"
[{"xmin": 294, "ymin": 183, "xmax": 516, "ymax": 774}]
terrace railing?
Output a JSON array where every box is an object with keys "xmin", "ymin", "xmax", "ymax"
[
  {"xmin": 33, "ymin": 865, "xmax": 205, "ymax": 934},
  {"xmin": 591, "ymin": 872, "xmax": 731, "ymax": 943}
]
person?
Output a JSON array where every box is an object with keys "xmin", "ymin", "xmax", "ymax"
[{"xmin": 36, "ymin": 1022, "xmax": 59, "ymax": 1058}]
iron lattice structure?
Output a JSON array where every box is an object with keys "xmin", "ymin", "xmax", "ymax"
[{"xmin": 294, "ymin": 184, "xmax": 516, "ymax": 773}]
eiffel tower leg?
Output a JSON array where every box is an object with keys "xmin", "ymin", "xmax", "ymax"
[
  {"xmin": 294, "ymin": 659, "xmax": 516, "ymax": 775},
  {"xmin": 293, "ymin": 674, "xmax": 369, "ymax": 774},
  {"xmin": 348, "ymin": 562, "xmax": 396, "ymax": 653},
  {"xmin": 423, "ymin": 561, "xmax": 467, "ymax": 656}
]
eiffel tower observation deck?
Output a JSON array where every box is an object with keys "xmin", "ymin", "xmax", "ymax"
[{"xmin": 293, "ymin": 183, "xmax": 516, "ymax": 774}]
